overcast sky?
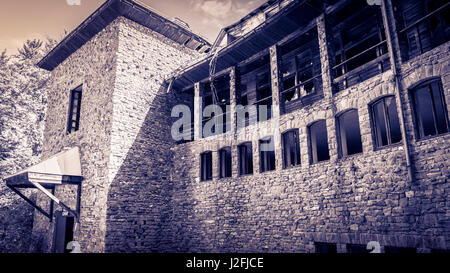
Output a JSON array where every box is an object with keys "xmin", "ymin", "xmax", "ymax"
[{"xmin": 0, "ymin": 0, "xmax": 266, "ymax": 54}]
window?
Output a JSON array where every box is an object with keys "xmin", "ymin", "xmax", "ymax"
[
  {"xmin": 219, "ymin": 147, "xmax": 232, "ymax": 178},
  {"xmin": 346, "ymin": 244, "xmax": 370, "ymax": 253},
  {"xmin": 410, "ymin": 79, "xmax": 449, "ymax": 139},
  {"xmin": 337, "ymin": 110, "xmax": 363, "ymax": 157},
  {"xmin": 67, "ymin": 85, "xmax": 82, "ymax": 134},
  {"xmin": 238, "ymin": 142, "xmax": 253, "ymax": 175},
  {"xmin": 384, "ymin": 246, "xmax": 417, "ymax": 253},
  {"xmin": 330, "ymin": 0, "xmax": 390, "ymax": 91},
  {"xmin": 282, "ymin": 129, "xmax": 301, "ymax": 169},
  {"xmin": 237, "ymin": 54, "xmax": 272, "ymax": 125},
  {"xmin": 370, "ymin": 96, "xmax": 402, "ymax": 148},
  {"xmin": 259, "ymin": 136, "xmax": 275, "ymax": 173},
  {"xmin": 394, "ymin": 0, "xmax": 450, "ymax": 61},
  {"xmin": 315, "ymin": 242, "xmax": 337, "ymax": 253},
  {"xmin": 279, "ymin": 27, "xmax": 322, "ymax": 114},
  {"xmin": 200, "ymin": 151, "xmax": 212, "ymax": 181},
  {"xmin": 202, "ymin": 75, "xmax": 231, "ymax": 136},
  {"xmin": 308, "ymin": 120, "xmax": 330, "ymax": 164}
]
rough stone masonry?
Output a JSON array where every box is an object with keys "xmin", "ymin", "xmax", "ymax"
[{"xmin": 5, "ymin": 0, "xmax": 449, "ymax": 253}]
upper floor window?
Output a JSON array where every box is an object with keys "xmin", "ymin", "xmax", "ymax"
[
  {"xmin": 394, "ymin": 0, "xmax": 449, "ymax": 61},
  {"xmin": 330, "ymin": 0, "xmax": 389, "ymax": 92},
  {"xmin": 237, "ymin": 54, "xmax": 272, "ymax": 126},
  {"xmin": 219, "ymin": 147, "xmax": 232, "ymax": 179},
  {"xmin": 259, "ymin": 136, "xmax": 275, "ymax": 173},
  {"xmin": 67, "ymin": 85, "xmax": 82, "ymax": 134},
  {"xmin": 202, "ymin": 75, "xmax": 231, "ymax": 137},
  {"xmin": 410, "ymin": 79, "xmax": 449, "ymax": 139},
  {"xmin": 200, "ymin": 151, "xmax": 212, "ymax": 181},
  {"xmin": 308, "ymin": 120, "xmax": 330, "ymax": 164},
  {"xmin": 238, "ymin": 142, "xmax": 253, "ymax": 175},
  {"xmin": 282, "ymin": 129, "xmax": 301, "ymax": 169},
  {"xmin": 337, "ymin": 109, "xmax": 363, "ymax": 157},
  {"xmin": 370, "ymin": 96, "xmax": 402, "ymax": 148},
  {"xmin": 279, "ymin": 27, "xmax": 323, "ymax": 114}
]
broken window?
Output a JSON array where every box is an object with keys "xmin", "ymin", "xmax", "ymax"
[
  {"xmin": 219, "ymin": 147, "xmax": 232, "ymax": 179},
  {"xmin": 237, "ymin": 54, "xmax": 272, "ymax": 125},
  {"xmin": 279, "ymin": 27, "xmax": 322, "ymax": 114},
  {"xmin": 394, "ymin": 0, "xmax": 449, "ymax": 61},
  {"xmin": 410, "ymin": 78, "xmax": 449, "ymax": 139},
  {"xmin": 282, "ymin": 129, "xmax": 301, "ymax": 169},
  {"xmin": 259, "ymin": 136, "xmax": 275, "ymax": 173},
  {"xmin": 175, "ymin": 87, "xmax": 195, "ymax": 144},
  {"xmin": 370, "ymin": 96, "xmax": 402, "ymax": 148},
  {"xmin": 238, "ymin": 142, "xmax": 253, "ymax": 175},
  {"xmin": 200, "ymin": 151, "xmax": 212, "ymax": 181},
  {"xmin": 337, "ymin": 109, "xmax": 363, "ymax": 157},
  {"xmin": 308, "ymin": 120, "xmax": 330, "ymax": 164},
  {"xmin": 67, "ymin": 85, "xmax": 82, "ymax": 134},
  {"xmin": 330, "ymin": 0, "xmax": 390, "ymax": 92},
  {"xmin": 202, "ymin": 74, "xmax": 231, "ymax": 136},
  {"xmin": 315, "ymin": 242, "xmax": 337, "ymax": 253}
]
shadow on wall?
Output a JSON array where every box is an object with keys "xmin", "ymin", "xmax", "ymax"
[{"xmin": 104, "ymin": 84, "xmax": 190, "ymax": 253}]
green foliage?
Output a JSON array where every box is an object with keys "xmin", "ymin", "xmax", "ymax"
[{"xmin": 0, "ymin": 38, "xmax": 57, "ymax": 204}]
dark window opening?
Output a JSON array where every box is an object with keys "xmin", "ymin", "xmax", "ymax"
[
  {"xmin": 410, "ymin": 79, "xmax": 449, "ymax": 139},
  {"xmin": 329, "ymin": 0, "xmax": 390, "ymax": 92},
  {"xmin": 202, "ymin": 75, "xmax": 231, "ymax": 136},
  {"xmin": 219, "ymin": 147, "xmax": 232, "ymax": 178},
  {"xmin": 384, "ymin": 246, "xmax": 417, "ymax": 253},
  {"xmin": 259, "ymin": 136, "xmax": 275, "ymax": 173},
  {"xmin": 200, "ymin": 151, "xmax": 213, "ymax": 181},
  {"xmin": 279, "ymin": 27, "xmax": 323, "ymax": 114},
  {"xmin": 238, "ymin": 142, "xmax": 253, "ymax": 175},
  {"xmin": 67, "ymin": 85, "xmax": 82, "ymax": 134},
  {"xmin": 337, "ymin": 109, "xmax": 363, "ymax": 157},
  {"xmin": 394, "ymin": 0, "xmax": 450, "ymax": 61},
  {"xmin": 346, "ymin": 244, "xmax": 370, "ymax": 253},
  {"xmin": 237, "ymin": 54, "xmax": 272, "ymax": 125},
  {"xmin": 282, "ymin": 129, "xmax": 301, "ymax": 169},
  {"xmin": 370, "ymin": 96, "xmax": 402, "ymax": 148},
  {"xmin": 315, "ymin": 242, "xmax": 337, "ymax": 253},
  {"xmin": 308, "ymin": 120, "xmax": 330, "ymax": 164},
  {"xmin": 175, "ymin": 87, "xmax": 195, "ymax": 144}
]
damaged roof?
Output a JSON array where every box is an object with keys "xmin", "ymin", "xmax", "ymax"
[
  {"xmin": 38, "ymin": 0, "xmax": 211, "ymax": 71},
  {"xmin": 170, "ymin": 0, "xmax": 336, "ymax": 91}
]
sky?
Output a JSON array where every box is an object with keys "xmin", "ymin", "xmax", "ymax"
[{"xmin": 0, "ymin": 0, "xmax": 267, "ymax": 55}]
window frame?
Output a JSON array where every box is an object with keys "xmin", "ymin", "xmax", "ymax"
[
  {"xmin": 409, "ymin": 78, "xmax": 449, "ymax": 140},
  {"xmin": 218, "ymin": 147, "xmax": 232, "ymax": 179},
  {"xmin": 67, "ymin": 85, "xmax": 82, "ymax": 134},
  {"xmin": 200, "ymin": 151, "xmax": 213, "ymax": 181},
  {"xmin": 238, "ymin": 142, "xmax": 253, "ymax": 176},
  {"xmin": 281, "ymin": 129, "xmax": 301, "ymax": 169},
  {"xmin": 259, "ymin": 136, "xmax": 276, "ymax": 173},
  {"xmin": 336, "ymin": 109, "xmax": 364, "ymax": 158},
  {"xmin": 369, "ymin": 95, "xmax": 403, "ymax": 149},
  {"xmin": 308, "ymin": 120, "xmax": 330, "ymax": 164}
]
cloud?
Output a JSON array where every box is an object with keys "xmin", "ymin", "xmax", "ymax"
[{"xmin": 196, "ymin": 0, "xmax": 233, "ymax": 19}]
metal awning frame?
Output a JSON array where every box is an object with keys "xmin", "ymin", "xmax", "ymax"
[{"xmin": 5, "ymin": 172, "xmax": 83, "ymax": 222}]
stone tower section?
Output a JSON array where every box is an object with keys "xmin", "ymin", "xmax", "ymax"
[{"xmin": 29, "ymin": 0, "xmax": 209, "ymax": 253}]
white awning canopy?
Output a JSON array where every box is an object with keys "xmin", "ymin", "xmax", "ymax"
[{"xmin": 3, "ymin": 147, "xmax": 83, "ymax": 221}]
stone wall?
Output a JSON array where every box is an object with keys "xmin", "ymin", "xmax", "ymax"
[
  {"xmin": 104, "ymin": 18, "xmax": 201, "ymax": 252},
  {"xmin": 30, "ymin": 18, "xmax": 121, "ymax": 253}
]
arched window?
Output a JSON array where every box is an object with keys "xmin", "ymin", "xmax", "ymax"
[
  {"xmin": 282, "ymin": 129, "xmax": 301, "ymax": 168},
  {"xmin": 336, "ymin": 109, "xmax": 363, "ymax": 157},
  {"xmin": 308, "ymin": 120, "xmax": 330, "ymax": 164},
  {"xmin": 238, "ymin": 142, "xmax": 253, "ymax": 175},
  {"xmin": 370, "ymin": 96, "xmax": 402, "ymax": 148},
  {"xmin": 410, "ymin": 78, "xmax": 449, "ymax": 139}
]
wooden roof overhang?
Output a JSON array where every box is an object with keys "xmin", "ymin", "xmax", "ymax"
[{"xmin": 38, "ymin": 0, "xmax": 211, "ymax": 71}]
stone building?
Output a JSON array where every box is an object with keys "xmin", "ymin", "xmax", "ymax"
[{"xmin": 3, "ymin": 0, "xmax": 449, "ymax": 253}]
